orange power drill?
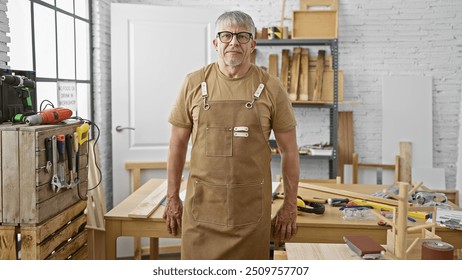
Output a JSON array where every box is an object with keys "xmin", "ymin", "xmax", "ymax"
[{"xmin": 25, "ymin": 107, "xmax": 73, "ymax": 125}]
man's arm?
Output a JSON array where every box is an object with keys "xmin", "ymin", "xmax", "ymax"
[
  {"xmin": 273, "ymin": 127, "xmax": 300, "ymax": 242},
  {"xmin": 163, "ymin": 125, "xmax": 191, "ymax": 236}
]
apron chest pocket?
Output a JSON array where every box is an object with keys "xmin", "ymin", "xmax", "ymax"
[
  {"xmin": 205, "ymin": 127, "xmax": 233, "ymax": 157},
  {"xmin": 192, "ymin": 180, "xmax": 263, "ymax": 226}
]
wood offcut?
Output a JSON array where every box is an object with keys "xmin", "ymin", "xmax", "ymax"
[
  {"xmin": 313, "ymin": 50, "xmax": 325, "ymax": 101},
  {"xmin": 128, "ymin": 180, "xmax": 168, "ymax": 218}
]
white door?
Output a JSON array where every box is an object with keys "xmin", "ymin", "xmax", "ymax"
[{"xmin": 111, "ymin": 4, "xmax": 222, "ymax": 205}]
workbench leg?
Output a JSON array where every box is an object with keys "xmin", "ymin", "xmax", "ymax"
[
  {"xmin": 149, "ymin": 237, "xmax": 159, "ymax": 260},
  {"xmin": 105, "ymin": 221, "xmax": 121, "ymax": 260}
]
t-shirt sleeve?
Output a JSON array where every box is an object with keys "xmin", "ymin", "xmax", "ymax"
[
  {"xmin": 168, "ymin": 75, "xmax": 193, "ymax": 129},
  {"xmin": 270, "ymin": 79, "xmax": 297, "ymax": 132}
]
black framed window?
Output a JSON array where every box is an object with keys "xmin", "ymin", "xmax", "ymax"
[{"xmin": 7, "ymin": 0, "xmax": 92, "ymax": 119}]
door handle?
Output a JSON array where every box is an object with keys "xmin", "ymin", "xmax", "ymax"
[{"xmin": 115, "ymin": 125, "xmax": 135, "ymax": 132}]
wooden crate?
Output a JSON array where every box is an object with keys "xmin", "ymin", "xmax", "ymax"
[
  {"xmin": 293, "ymin": 0, "xmax": 338, "ymax": 39},
  {"xmin": 0, "ymin": 225, "xmax": 18, "ymax": 259},
  {"xmin": 21, "ymin": 200, "xmax": 87, "ymax": 260},
  {"xmin": 0, "ymin": 121, "xmax": 88, "ymax": 225},
  {"xmin": 1, "ymin": 200, "xmax": 88, "ymax": 260}
]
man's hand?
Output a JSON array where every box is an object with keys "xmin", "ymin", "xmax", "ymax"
[
  {"xmin": 162, "ymin": 195, "xmax": 183, "ymax": 236},
  {"xmin": 272, "ymin": 203, "xmax": 297, "ymax": 243}
]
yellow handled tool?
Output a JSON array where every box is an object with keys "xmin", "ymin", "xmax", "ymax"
[{"xmin": 76, "ymin": 123, "xmax": 90, "ymax": 145}]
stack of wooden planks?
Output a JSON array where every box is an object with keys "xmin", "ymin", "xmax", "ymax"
[{"xmin": 268, "ymin": 48, "xmax": 342, "ymax": 102}]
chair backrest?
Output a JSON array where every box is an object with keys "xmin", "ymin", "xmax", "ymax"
[
  {"xmin": 299, "ymin": 176, "xmax": 342, "ymax": 184},
  {"xmin": 352, "ymin": 153, "xmax": 399, "ymax": 185},
  {"xmin": 125, "ymin": 161, "xmax": 190, "ymax": 191},
  {"xmin": 276, "ymin": 175, "xmax": 342, "ymax": 184}
]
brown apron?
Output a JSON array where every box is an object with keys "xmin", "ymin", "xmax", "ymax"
[{"xmin": 181, "ymin": 72, "xmax": 272, "ymax": 260}]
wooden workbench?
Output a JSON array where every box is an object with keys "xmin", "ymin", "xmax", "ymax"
[{"xmin": 104, "ymin": 179, "xmax": 462, "ymax": 259}]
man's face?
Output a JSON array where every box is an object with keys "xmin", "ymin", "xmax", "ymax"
[{"xmin": 213, "ymin": 23, "xmax": 255, "ymax": 67}]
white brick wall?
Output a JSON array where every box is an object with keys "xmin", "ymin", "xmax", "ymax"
[
  {"xmin": 0, "ymin": 0, "xmax": 9, "ymax": 68},
  {"xmin": 92, "ymin": 0, "xmax": 462, "ymax": 205},
  {"xmin": 92, "ymin": 0, "xmax": 113, "ymax": 208}
]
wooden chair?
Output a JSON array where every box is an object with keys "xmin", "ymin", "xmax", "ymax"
[
  {"xmin": 277, "ymin": 175, "xmax": 342, "ymax": 184},
  {"xmin": 352, "ymin": 152, "xmax": 400, "ymax": 184},
  {"xmin": 299, "ymin": 176, "xmax": 342, "ymax": 184},
  {"xmin": 125, "ymin": 161, "xmax": 189, "ymax": 259}
]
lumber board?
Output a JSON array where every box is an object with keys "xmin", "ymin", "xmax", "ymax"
[
  {"xmin": 298, "ymin": 182, "xmax": 401, "ymax": 206},
  {"xmin": 309, "ymin": 55, "xmax": 332, "ymax": 69},
  {"xmin": 299, "ymin": 48, "xmax": 309, "ymax": 101},
  {"xmin": 280, "ymin": 49, "xmax": 290, "ymax": 92},
  {"xmin": 337, "ymin": 111, "xmax": 354, "ymax": 182},
  {"xmin": 307, "ymin": 69, "xmax": 343, "ymax": 102},
  {"xmin": 313, "ymin": 50, "xmax": 325, "ymax": 101},
  {"xmin": 289, "ymin": 47, "xmax": 301, "ymax": 101},
  {"xmin": 268, "ymin": 54, "xmax": 278, "ymax": 77},
  {"xmin": 128, "ymin": 180, "xmax": 168, "ymax": 218},
  {"xmin": 86, "ymin": 139, "xmax": 106, "ymax": 230},
  {"xmin": 399, "ymin": 142, "xmax": 412, "ymax": 184}
]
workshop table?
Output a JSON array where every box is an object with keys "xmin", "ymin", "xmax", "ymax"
[{"xmin": 104, "ymin": 179, "xmax": 462, "ymax": 259}]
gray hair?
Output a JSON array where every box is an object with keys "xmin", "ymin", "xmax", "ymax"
[{"xmin": 215, "ymin": 11, "xmax": 256, "ymax": 37}]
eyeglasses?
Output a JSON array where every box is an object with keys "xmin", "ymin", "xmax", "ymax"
[{"xmin": 216, "ymin": 31, "xmax": 253, "ymax": 44}]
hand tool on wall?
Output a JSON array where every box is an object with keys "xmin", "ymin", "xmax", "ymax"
[
  {"xmin": 73, "ymin": 131, "xmax": 80, "ymax": 182},
  {"xmin": 51, "ymin": 135, "xmax": 63, "ymax": 192},
  {"xmin": 65, "ymin": 134, "xmax": 78, "ymax": 188},
  {"xmin": 57, "ymin": 134, "xmax": 67, "ymax": 188},
  {"xmin": 76, "ymin": 122, "xmax": 89, "ymax": 145},
  {"xmin": 25, "ymin": 107, "xmax": 73, "ymax": 125},
  {"xmin": 74, "ymin": 122, "xmax": 90, "ymax": 183},
  {"xmin": 45, "ymin": 137, "xmax": 52, "ymax": 173}
]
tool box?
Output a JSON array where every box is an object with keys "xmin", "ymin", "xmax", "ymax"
[{"xmin": 0, "ymin": 121, "xmax": 89, "ymax": 259}]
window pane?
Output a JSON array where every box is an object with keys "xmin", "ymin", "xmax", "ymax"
[
  {"xmin": 34, "ymin": 4, "xmax": 56, "ymax": 78},
  {"xmin": 75, "ymin": 20, "xmax": 89, "ymax": 80},
  {"xmin": 56, "ymin": 0, "xmax": 73, "ymax": 13},
  {"xmin": 6, "ymin": 0, "xmax": 33, "ymax": 71},
  {"xmin": 76, "ymin": 83, "xmax": 90, "ymax": 119},
  {"xmin": 41, "ymin": 0, "xmax": 55, "ymax": 5},
  {"xmin": 57, "ymin": 12, "xmax": 75, "ymax": 79},
  {"xmin": 36, "ymin": 82, "xmax": 58, "ymax": 110},
  {"xmin": 75, "ymin": 0, "xmax": 89, "ymax": 19}
]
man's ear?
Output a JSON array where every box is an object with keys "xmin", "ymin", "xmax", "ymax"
[
  {"xmin": 213, "ymin": 38, "xmax": 218, "ymax": 49},
  {"xmin": 251, "ymin": 40, "xmax": 257, "ymax": 52}
]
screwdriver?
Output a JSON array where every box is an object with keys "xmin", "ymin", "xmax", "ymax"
[
  {"xmin": 57, "ymin": 134, "xmax": 66, "ymax": 186},
  {"xmin": 44, "ymin": 137, "xmax": 52, "ymax": 173},
  {"xmin": 65, "ymin": 134, "xmax": 76, "ymax": 188}
]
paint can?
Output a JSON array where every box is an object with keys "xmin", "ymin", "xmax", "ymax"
[{"xmin": 421, "ymin": 241, "xmax": 454, "ymax": 260}]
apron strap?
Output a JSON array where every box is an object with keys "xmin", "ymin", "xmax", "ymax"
[
  {"xmin": 201, "ymin": 64, "xmax": 271, "ymax": 110},
  {"xmin": 200, "ymin": 68, "xmax": 210, "ymax": 110}
]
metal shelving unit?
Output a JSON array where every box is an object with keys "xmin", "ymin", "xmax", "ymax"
[{"xmin": 257, "ymin": 39, "xmax": 339, "ymax": 178}]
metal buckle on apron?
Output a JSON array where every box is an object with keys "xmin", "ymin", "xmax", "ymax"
[
  {"xmin": 234, "ymin": 126, "xmax": 249, "ymax": 137},
  {"xmin": 201, "ymin": 82, "xmax": 210, "ymax": 110},
  {"xmin": 245, "ymin": 83, "xmax": 265, "ymax": 109},
  {"xmin": 234, "ymin": 126, "xmax": 249, "ymax": 132},
  {"xmin": 233, "ymin": 132, "xmax": 249, "ymax": 137}
]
